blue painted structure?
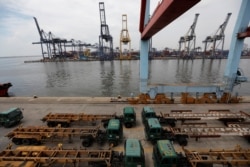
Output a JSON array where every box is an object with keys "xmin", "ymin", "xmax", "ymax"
[
  {"xmin": 223, "ymin": 0, "xmax": 249, "ymax": 92},
  {"xmin": 139, "ymin": 0, "xmax": 249, "ymax": 99}
]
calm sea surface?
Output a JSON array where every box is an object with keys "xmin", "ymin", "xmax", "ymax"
[{"xmin": 1, "ymin": 56, "xmax": 250, "ymax": 97}]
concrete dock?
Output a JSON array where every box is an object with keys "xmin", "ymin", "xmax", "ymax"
[{"xmin": 0, "ymin": 96, "xmax": 249, "ymax": 166}]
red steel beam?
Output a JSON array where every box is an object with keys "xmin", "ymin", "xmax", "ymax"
[
  {"xmin": 141, "ymin": 0, "xmax": 200, "ymax": 40},
  {"xmin": 139, "ymin": 0, "xmax": 146, "ymax": 33},
  {"xmin": 238, "ymin": 27, "xmax": 250, "ymax": 39}
]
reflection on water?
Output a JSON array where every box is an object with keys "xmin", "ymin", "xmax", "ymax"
[
  {"xmin": 0, "ymin": 57, "xmax": 249, "ymax": 96},
  {"xmin": 45, "ymin": 63, "xmax": 71, "ymax": 88},
  {"xmin": 175, "ymin": 59, "xmax": 194, "ymax": 83},
  {"xmin": 100, "ymin": 61, "xmax": 115, "ymax": 96}
]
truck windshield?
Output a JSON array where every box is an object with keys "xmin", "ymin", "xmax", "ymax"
[
  {"xmin": 127, "ymin": 156, "xmax": 143, "ymax": 163},
  {"xmin": 125, "ymin": 113, "xmax": 134, "ymax": 118},
  {"xmin": 108, "ymin": 130, "xmax": 119, "ymax": 135},
  {"xmin": 8, "ymin": 110, "xmax": 21, "ymax": 118}
]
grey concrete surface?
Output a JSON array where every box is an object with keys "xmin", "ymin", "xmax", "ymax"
[{"xmin": 0, "ymin": 97, "xmax": 250, "ymax": 167}]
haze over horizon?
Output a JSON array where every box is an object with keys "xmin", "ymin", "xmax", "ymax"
[{"xmin": 0, "ymin": 0, "xmax": 249, "ymax": 57}]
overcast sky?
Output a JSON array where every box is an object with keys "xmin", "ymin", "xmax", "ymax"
[{"xmin": 0, "ymin": 0, "xmax": 249, "ymax": 57}]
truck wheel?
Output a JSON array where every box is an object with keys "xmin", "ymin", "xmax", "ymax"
[
  {"xmin": 109, "ymin": 141, "xmax": 117, "ymax": 147},
  {"xmin": 82, "ymin": 138, "xmax": 91, "ymax": 147},
  {"xmin": 31, "ymin": 138, "xmax": 41, "ymax": 145},
  {"xmin": 62, "ymin": 122, "xmax": 69, "ymax": 128},
  {"xmin": 47, "ymin": 122, "xmax": 55, "ymax": 127},
  {"xmin": 12, "ymin": 138, "xmax": 22, "ymax": 145},
  {"xmin": 178, "ymin": 136, "xmax": 187, "ymax": 146},
  {"xmin": 97, "ymin": 134, "xmax": 105, "ymax": 144},
  {"xmin": 125, "ymin": 123, "xmax": 132, "ymax": 128},
  {"xmin": 4, "ymin": 123, "xmax": 10, "ymax": 128},
  {"xmin": 169, "ymin": 122, "xmax": 176, "ymax": 127},
  {"xmin": 22, "ymin": 139, "xmax": 31, "ymax": 145}
]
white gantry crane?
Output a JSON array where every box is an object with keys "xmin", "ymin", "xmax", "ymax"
[
  {"xmin": 178, "ymin": 13, "xmax": 199, "ymax": 59},
  {"xmin": 203, "ymin": 13, "xmax": 232, "ymax": 58},
  {"xmin": 120, "ymin": 14, "xmax": 131, "ymax": 60}
]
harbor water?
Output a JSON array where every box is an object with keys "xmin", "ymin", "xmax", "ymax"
[{"xmin": 0, "ymin": 56, "xmax": 250, "ymax": 97}]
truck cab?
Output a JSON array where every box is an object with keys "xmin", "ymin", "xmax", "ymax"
[
  {"xmin": 123, "ymin": 106, "xmax": 136, "ymax": 128},
  {"xmin": 0, "ymin": 108, "xmax": 23, "ymax": 127},
  {"xmin": 144, "ymin": 118, "xmax": 163, "ymax": 143},
  {"xmin": 141, "ymin": 106, "xmax": 156, "ymax": 124},
  {"xmin": 124, "ymin": 139, "xmax": 145, "ymax": 167},
  {"xmin": 153, "ymin": 140, "xmax": 188, "ymax": 167},
  {"xmin": 153, "ymin": 140, "xmax": 178, "ymax": 167},
  {"xmin": 106, "ymin": 119, "xmax": 123, "ymax": 146}
]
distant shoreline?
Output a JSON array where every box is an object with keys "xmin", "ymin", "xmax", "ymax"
[{"xmin": 23, "ymin": 55, "xmax": 250, "ymax": 63}]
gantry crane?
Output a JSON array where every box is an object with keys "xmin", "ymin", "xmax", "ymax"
[
  {"xmin": 33, "ymin": 17, "xmax": 50, "ymax": 59},
  {"xmin": 203, "ymin": 13, "xmax": 232, "ymax": 58},
  {"xmin": 178, "ymin": 13, "xmax": 199, "ymax": 59},
  {"xmin": 98, "ymin": 2, "xmax": 113, "ymax": 61},
  {"xmin": 120, "ymin": 14, "xmax": 131, "ymax": 60},
  {"xmin": 33, "ymin": 17, "xmax": 71, "ymax": 59},
  {"xmin": 134, "ymin": 0, "xmax": 249, "ymax": 104}
]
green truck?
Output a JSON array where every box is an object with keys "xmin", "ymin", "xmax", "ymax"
[
  {"xmin": 141, "ymin": 106, "xmax": 176, "ymax": 127},
  {"xmin": 124, "ymin": 138, "xmax": 145, "ymax": 167},
  {"xmin": 153, "ymin": 140, "xmax": 189, "ymax": 167},
  {"xmin": 0, "ymin": 108, "xmax": 23, "ymax": 128},
  {"xmin": 123, "ymin": 106, "xmax": 136, "ymax": 128},
  {"xmin": 144, "ymin": 118, "xmax": 188, "ymax": 146},
  {"xmin": 106, "ymin": 119, "xmax": 123, "ymax": 146},
  {"xmin": 141, "ymin": 106, "xmax": 156, "ymax": 125}
]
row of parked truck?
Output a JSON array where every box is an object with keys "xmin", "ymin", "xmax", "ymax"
[{"xmin": 0, "ymin": 106, "xmax": 250, "ymax": 166}]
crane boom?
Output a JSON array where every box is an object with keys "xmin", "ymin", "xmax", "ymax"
[
  {"xmin": 98, "ymin": 2, "xmax": 113, "ymax": 60},
  {"xmin": 33, "ymin": 17, "xmax": 44, "ymax": 42},
  {"xmin": 178, "ymin": 13, "xmax": 199, "ymax": 58},
  {"xmin": 190, "ymin": 13, "xmax": 199, "ymax": 36},
  {"xmin": 203, "ymin": 13, "xmax": 232, "ymax": 58},
  {"xmin": 216, "ymin": 13, "xmax": 232, "ymax": 37},
  {"xmin": 99, "ymin": 2, "xmax": 110, "ymax": 39},
  {"xmin": 120, "ymin": 14, "xmax": 131, "ymax": 60}
]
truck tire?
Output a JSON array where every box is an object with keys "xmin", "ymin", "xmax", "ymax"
[
  {"xmin": 97, "ymin": 133, "xmax": 106, "ymax": 144},
  {"xmin": 22, "ymin": 138, "xmax": 31, "ymax": 145},
  {"xmin": 177, "ymin": 136, "xmax": 187, "ymax": 146},
  {"xmin": 61, "ymin": 122, "xmax": 69, "ymax": 128},
  {"xmin": 169, "ymin": 121, "xmax": 176, "ymax": 127},
  {"xmin": 12, "ymin": 138, "xmax": 22, "ymax": 145},
  {"xmin": 109, "ymin": 140, "xmax": 117, "ymax": 147},
  {"xmin": 47, "ymin": 122, "xmax": 56, "ymax": 127},
  {"xmin": 82, "ymin": 137, "xmax": 92, "ymax": 147},
  {"xmin": 31, "ymin": 138, "xmax": 41, "ymax": 145},
  {"xmin": 125, "ymin": 122, "xmax": 132, "ymax": 128}
]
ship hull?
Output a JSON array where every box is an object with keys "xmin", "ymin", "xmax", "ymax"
[{"xmin": 0, "ymin": 83, "xmax": 12, "ymax": 97}]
